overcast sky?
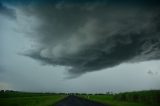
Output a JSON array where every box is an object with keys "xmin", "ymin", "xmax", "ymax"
[{"xmin": 0, "ymin": 0, "xmax": 160, "ymax": 93}]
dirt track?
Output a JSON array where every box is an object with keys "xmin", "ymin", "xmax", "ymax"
[{"xmin": 54, "ymin": 95, "xmax": 109, "ymax": 106}]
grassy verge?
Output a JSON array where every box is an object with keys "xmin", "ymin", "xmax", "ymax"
[
  {"xmin": 114, "ymin": 90, "xmax": 160, "ymax": 105},
  {"xmin": 81, "ymin": 95, "xmax": 155, "ymax": 106},
  {"xmin": 0, "ymin": 95, "xmax": 66, "ymax": 106}
]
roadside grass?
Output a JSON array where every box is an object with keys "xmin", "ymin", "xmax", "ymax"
[
  {"xmin": 113, "ymin": 90, "xmax": 160, "ymax": 105},
  {"xmin": 80, "ymin": 95, "xmax": 159, "ymax": 106},
  {"xmin": 81, "ymin": 95, "xmax": 156, "ymax": 106},
  {"xmin": 0, "ymin": 95, "xmax": 66, "ymax": 106}
]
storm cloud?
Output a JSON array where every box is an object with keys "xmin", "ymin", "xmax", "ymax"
[
  {"xmin": 0, "ymin": 2, "xmax": 16, "ymax": 19},
  {"xmin": 14, "ymin": 1, "xmax": 160, "ymax": 77}
]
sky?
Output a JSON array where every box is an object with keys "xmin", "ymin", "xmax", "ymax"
[{"xmin": 0, "ymin": 0, "xmax": 160, "ymax": 93}]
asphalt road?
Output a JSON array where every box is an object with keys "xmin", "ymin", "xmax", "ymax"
[{"xmin": 54, "ymin": 95, "xmax": 109, "ymax": 106}]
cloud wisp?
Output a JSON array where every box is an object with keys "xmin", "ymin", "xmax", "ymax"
[{"xmin": 12, "ymin": 1, "xmax": 160, "ymax": 77}]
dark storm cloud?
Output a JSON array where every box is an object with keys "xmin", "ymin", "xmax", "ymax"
[
  {"xmin": 2, "ymin": 0, "xmax": 160, "ymax": 6},
  {"xmin": 18, "ymin": 1, "xmax": 160, "ymax": 77},
  {"xmin": 0, "ymin": 2, "xmax": 16, "ymax": 19}
]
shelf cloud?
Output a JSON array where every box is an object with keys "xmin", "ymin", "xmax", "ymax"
[{"xmin": 8, "ymin": 0, "xmax": 160, "ymax": 77}]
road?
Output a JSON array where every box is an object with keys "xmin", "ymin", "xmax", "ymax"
[{"xmin": 54, "ymin": 95, "xmax": 109, "ymax": 106}]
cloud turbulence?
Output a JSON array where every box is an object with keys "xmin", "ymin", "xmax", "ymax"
[
  {"xmin": 7, "ymin": 0, "xmax": 160, "ymax": 77},
  {"xmin": 0, "ymin": 2, "xmax": 16, "ymax": 19}
]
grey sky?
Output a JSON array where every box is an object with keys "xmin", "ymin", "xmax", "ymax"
[{"xmin": 0, "ymin": 0, "xmax": 160, "ymax": 93}]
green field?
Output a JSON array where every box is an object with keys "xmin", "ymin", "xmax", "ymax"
[
  {"xmin": 0, "ymin": 91, "xmax": 66, "ymax": 106},
  {"xmin": 81, "ymin": 90, "xmax": 160, "ymax": 106},
  {"xmin": 1, "ymin": 90, "xmax": 160, "ymax": 106},
  {"xmin": 82, "ymin": 95, "xmax": 149, "ymax": 106}
]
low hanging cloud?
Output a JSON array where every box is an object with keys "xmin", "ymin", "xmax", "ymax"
[
  {"xmin": 14, "ymin": 1, "xmax": 160, "ymax": 77},
  {"xmin": 0, "ymin": 2, "xmax": 16, "ymax": 19}
]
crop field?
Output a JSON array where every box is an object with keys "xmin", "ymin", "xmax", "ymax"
[
  {"xmin": 0, "ymin": 91, "xmax": 66, "ymax": 106},
  {"xmin": 1, "ymin": 90, "xmax": 160, "ymax": 106},
  {"xmin": 81, "ymin": 90, "xmax": 160, "ymax": 106}
]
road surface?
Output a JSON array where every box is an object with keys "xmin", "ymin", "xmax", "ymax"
[{"xmin": 54, "ymin": 95, "xmax": 109, "ymax": 106}]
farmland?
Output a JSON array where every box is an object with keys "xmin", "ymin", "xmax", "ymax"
[
  {"xmin": 0, "ymin": 90, "xmax": 160, "ymax": 106},
  {"xmin": 81, "ymin": 90, "xmax": 160, "ymax": 106},
  {"xmin": 0, "ymin": 91, "xmax": 66, "ymax": 106}
]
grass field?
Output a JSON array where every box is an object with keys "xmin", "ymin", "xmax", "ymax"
[
  {"xmin": 82, "ymin": 95, "xmax": 149, "ymax": 106},
  {"xmin": 81, "ymin": 90, "xmax": 160, "ymax": 106},
  {"xmin": 0, "ymin": 91, "xmax": 66, "ymax": 106},
  {"xmin": 1, "ymin": 90, "xmax": 160, "ymax": 106}
]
